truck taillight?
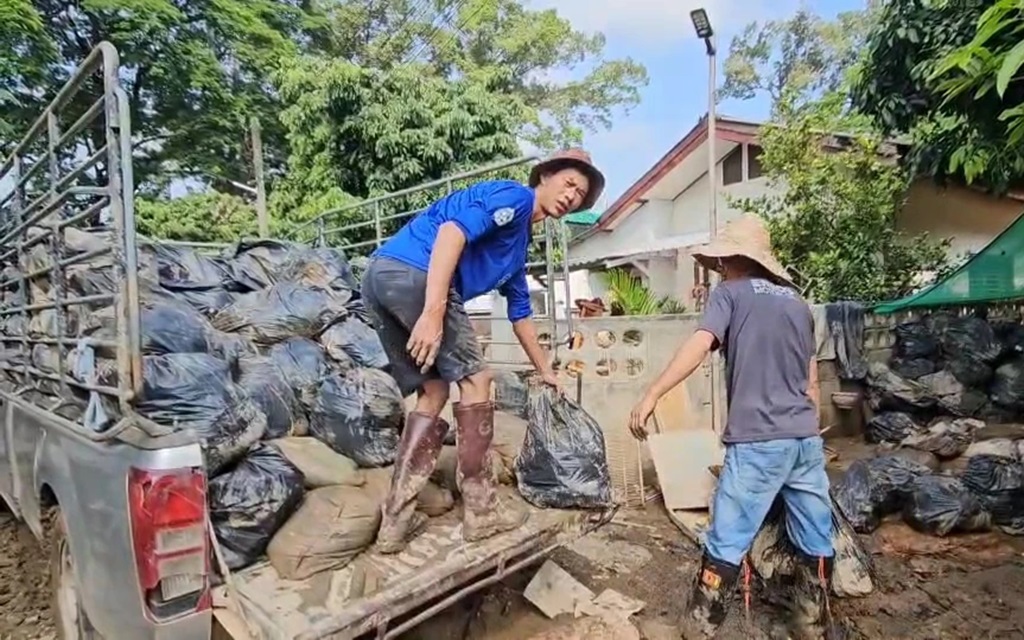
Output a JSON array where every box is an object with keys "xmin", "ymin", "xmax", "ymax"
[{"xmin": 128, "ymin": 467, "xmax": 210, "ymax": 619}]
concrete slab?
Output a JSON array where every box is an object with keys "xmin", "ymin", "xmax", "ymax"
[{"xmin": 524, "ymin": 560, "xmax": 596, "ymax": 619}]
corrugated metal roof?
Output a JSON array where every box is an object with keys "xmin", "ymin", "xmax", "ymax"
[{"xmin": 567, "ymin": 231, "xmax": 710, "ymax": 268}]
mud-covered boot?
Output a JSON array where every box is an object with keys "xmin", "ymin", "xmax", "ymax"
[
  {"xmin": 376, "ymin": 412, "xmax": 447, "ymax": 554},
  {"xmin": 454, "ymin": 401, "xmax": 527, "ymax": 542},
  {"xmin": 788, "ymin": 554, "xmax": 844, "ymax": 640},
  {"xmin": 678, "ymin": 553, "xmax": 740, "ymax": 639}
]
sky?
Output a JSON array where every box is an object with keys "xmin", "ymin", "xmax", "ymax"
[{"xmin": 531, "ymin": 0, "xmax": 866, "ymax": 208}]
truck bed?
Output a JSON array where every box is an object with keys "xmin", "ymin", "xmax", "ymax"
[{"xmin": 213, "ymin": 489, "xmax": 609, "ymax": 640}]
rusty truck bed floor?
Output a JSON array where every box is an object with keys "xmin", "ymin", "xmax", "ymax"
[{"xmin": 215, "ymin": 490, "xmax": 597, "ymax": 640}]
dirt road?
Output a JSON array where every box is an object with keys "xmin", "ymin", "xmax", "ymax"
[{"xmin": 4, "ymin": 503, "xmax": 1024, "ymax": 639}]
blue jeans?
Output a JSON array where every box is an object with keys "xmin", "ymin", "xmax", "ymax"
[{"xmin": 705, "ymin": 436, "xmax": 834, "ymax": 567}]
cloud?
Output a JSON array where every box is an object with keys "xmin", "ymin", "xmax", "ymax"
[{"xmin": 529, "ymin": 0, "xmax": 776, "ymax": 47}]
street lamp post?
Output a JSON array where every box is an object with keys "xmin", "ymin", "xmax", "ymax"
[{"xmin": 691, "ymin": 8, "xmax": 723, "ymax": 436}]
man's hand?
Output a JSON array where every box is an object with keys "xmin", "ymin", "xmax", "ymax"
[
  {"xmin": 407, "ymin": 309, "xmax": 444, "ymax": 373},
  {"xmin": 628, "ymin": 395, "xmax": 657, "ymax": 441},
  {"xmin": 539, "ymin": 369, "xmax": 564, "ymax": 395}
]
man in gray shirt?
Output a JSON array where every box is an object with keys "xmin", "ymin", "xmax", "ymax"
[{"xmin": 628, "ymin": 214, "xmax": 835, "ymax": 639}]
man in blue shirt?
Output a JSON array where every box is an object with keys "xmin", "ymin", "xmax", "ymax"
[{"xmin": 361, "ymin": 149, "xmax": 605, "ymax": 552}]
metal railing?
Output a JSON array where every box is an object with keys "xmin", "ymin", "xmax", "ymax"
[
  {"xmin": 0, "ymin": 42, "xmax": 142, "ymax": 425},
  {"xmin": 286, "ymin": 157, "xmax": 576, "ymax": 369}
]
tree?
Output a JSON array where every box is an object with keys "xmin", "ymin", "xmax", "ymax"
[
  {"xmin": 311, "ymin": 0, "xmax": 648, "ymax": 148},
  {"xmin": 721, "ymin": 6, "xmax": 876, "ymax": 109},
  {"xmin": 733, "ymin": 94, "xmax": 950, "ymax": 303},
  {"xmin": 850, "ymin": 0, "xmax": 1024, "ymax": 191},
  {"xmin": 136, "ymin": 192, "xmax": 258, "ymax": 243}
]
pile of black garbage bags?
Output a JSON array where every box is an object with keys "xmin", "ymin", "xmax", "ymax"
[{"xmin": 848, "ymin": 312, "xmax": 1024, "ymax": 538}]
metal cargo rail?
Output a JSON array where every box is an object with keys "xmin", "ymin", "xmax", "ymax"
[{"xmin": 0, "ymin": 42, "xmax": 148, "ymax": 440}]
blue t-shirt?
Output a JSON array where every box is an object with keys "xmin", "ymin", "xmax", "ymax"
[{"xmin": 375, "ymin": 180, "xmax": 535, "ymax": 322}]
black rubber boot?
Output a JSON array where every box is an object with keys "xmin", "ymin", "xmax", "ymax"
[
  {"xmin": 788, "ymin": 554, "xmax": 844, "ymax": 640},
  {"xmin": 678, "ymin": 553, "xmax": 741, "ymax": 638}
]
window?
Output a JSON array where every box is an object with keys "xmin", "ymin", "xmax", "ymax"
[
  {"xmin": 722, "ymin": 146, "xmax": 743, "ymax": 185},
  {"xmin": 748, "ymin": 144, "xmax": 764, "ymax": 179}
]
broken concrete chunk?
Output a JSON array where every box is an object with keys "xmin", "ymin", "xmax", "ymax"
[{"xmin": 524, "ymin": 560, "xmax": 596, "ymax": 619}]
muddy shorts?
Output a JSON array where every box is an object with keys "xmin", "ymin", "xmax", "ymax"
[
  {"xmin": 705, "ymin": 436, "xmax": 834, "ymax": 566},
  {"xmin": 360, "ymin": 257, "xmax": 486, "ymax": 396}
]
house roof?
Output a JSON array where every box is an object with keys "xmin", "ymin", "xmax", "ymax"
[{"xmin": 565, "ymin": 209, "xmax": 601, "ymax": 225}]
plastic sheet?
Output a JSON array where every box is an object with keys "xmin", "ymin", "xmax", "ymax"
[
  {"xmin": 269, "ymin": 338, "xmax": 330, "ymax": 409},
  {"xmin": 319, "ymin": 317, "xmax": 388, "ymax": 369},
  {"xmin": 901, "ymin": 474, "xmax": 991, "ymax": 536},
  {"xmin": 236, "ymin": 356, "xmax": 308, "ymax": 439},
  {"xmin": 833, "ymin": 454, "xmax": 930, "ymax": 533},
  {"xmin": 865, "ymin": 411, "xmax": 920, "ymax": 444},
  {"xmin": 961, "ymin": 455, "xmax": 1024, "ymax": 533},
  {"xmin": 515, "ymin": 387, "xmax": 613, "ymax": 509},
  {"xmin": 209, "ymin": 444, "xmax": 305, "ymax": 570},
  {"xmin": 310, "ymin": 368, "xmax": 405, "ymax": 468},
  {"xmin": 135, "ymin": 354, "xmax": 267, "ymax": 473},
  {"xmin": 213, "ymin": 283, "xmax": 350, "ymax": 345}
]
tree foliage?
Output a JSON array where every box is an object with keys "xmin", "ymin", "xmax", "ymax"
[
  {"xmin": 733, "ymin": 94, "xmax": 950, "ymax": 303},
  {"xmin": 721, "ymin": 6, "xmax": 876, "ymax": 108},
  {"xmin": 136, "ymin": 192, "xmax": 258, "ymax": 244},
  {"xmin": 851, "ymin": 0, "xmax": 1024, "ymax": 191}
]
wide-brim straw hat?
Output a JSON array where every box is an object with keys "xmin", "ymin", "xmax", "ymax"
[
  {"xmin": 691, "ymin": 214, "xmax": 796, "ymax": 288},
  {"xmin": 529, "ymin": 149, "xmax": 605, "ymax": 213}
]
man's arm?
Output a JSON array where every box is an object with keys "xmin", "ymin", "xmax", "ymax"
[
  {"xmin": 641, "ymin": 330, "xmax": 717, "ymax": 404},
  {"xmin": 512, "ymin": 318, "xmax": 555, "ymax": 377},
  {"xmin": 808, "ymin": 355, "xmax": 821, "ymax": 419},
  {"xmin": 423, "ymin": 222, "xmax": 466, "ymax": 314}
]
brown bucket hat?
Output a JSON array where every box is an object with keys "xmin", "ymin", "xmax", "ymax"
[
  {"xmin": 691, "ymin": 214, "xmax": 796, "ymax": 289},
  {"xmin": 529, "ymin": 149, "xmax": 605, "ymax": 213}
]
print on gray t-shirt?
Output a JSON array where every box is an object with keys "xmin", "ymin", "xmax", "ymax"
[{"xmin": 697, "ymin": 278, "xmax": 818, "ymax": 443}]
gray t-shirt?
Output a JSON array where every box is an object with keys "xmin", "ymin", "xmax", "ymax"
[{"xmin": 697, "ymin": 277, "xmax": 818, "ymax": 443}]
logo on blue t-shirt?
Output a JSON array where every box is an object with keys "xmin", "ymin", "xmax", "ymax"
[{"xmin": 493, "ymin": 207, "xmax": 515, "ymax": 226}]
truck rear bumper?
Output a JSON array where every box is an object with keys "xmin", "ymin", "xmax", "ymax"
[{"xmin": 214, "ymin": 493, "xmax": 613, "ymax": 640}]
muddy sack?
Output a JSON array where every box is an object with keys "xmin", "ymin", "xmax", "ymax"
[
  {"xmin": 225, "ymin": 239, "xmax": 299, "ymax": 291},
  {"xmin": 279, "ymin": 247, "xmax": 358, "ymax": 292},
  {"xmin": 890, "ymin": 357, "xmax": 936, "ymax": 380},
  {"xmin": 991, "ymin": 357, "xmax": 1024, "ymax": 409},
  {"xmin": 209, "ymin": 444, "xmax": 305, "ymax": 571},
  {"xmin": 899, "ymin": 418, "xmax": 981, "ymax": 459},
  {"xmin": 135, "ymin": 354, "xmax": 266, "ymax": 473},
  {"xmin": 149, "ymin": 243, "xmax": 233, "ymax": 290},
  {"xmin": 865, "ymin": 362, "xmax": 936, "ymax": 412},
  {"xmin": 212, "ymin": 282, "xmax": 350, "ymax": 345},
  {"xmin": 833, "ymin": 455, "xmax": 929, "ymax": 533},
  {"xmin": 269, "ymin": 338, "xmax": 330, "ymax": 409},
  {"xmin": 901, "ymin": 474, "xmax": 991, "ymax": 536},
  {"xmin": 271, "ymin": 437, "xmax": 365, "ymax": 488},
  {"xmin": 865, "ymin": 412, "xmax": 920, "ymax": 444},
  {"xmin": 310, "ymin": 368, "xmax": 404, "ymax": 468},
  {"xmin": 515, "ymin": 387, "xmax": 613, "ymax": 510},
  {"xmin": 319, "ymin": 317, "xmax": 388, "ymax": 369},
  {"xmin": 961, "ymin": 455, "xmax": 1024, "ymax": 534},
  {"xmin": 749, "ymin": 495, "xmax": 874, "ymax": 598},
  {"xmin": 237, "ymin": 356, "xmax": 308, "ymax": 439}
]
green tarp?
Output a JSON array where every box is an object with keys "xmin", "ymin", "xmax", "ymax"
[{"xmin": 874, "ymin": 210, "xmax": 1024, "ymax": 314}]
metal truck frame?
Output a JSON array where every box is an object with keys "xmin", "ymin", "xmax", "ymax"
[{"xmin": 0, "ymin": 43, "xmax": 607, "ymax": 640}]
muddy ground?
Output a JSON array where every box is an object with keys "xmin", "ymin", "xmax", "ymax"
[{"xmin": 4, "ymin": 487, "xmax": 1024, "ymax": 639}]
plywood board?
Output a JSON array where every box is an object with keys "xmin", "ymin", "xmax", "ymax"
[
  {"xmin": 647, "ymin": 430, "xmax": 723, "ymax": 510},
  {"xmin": 653, "ymin": 384, "xmax": 692, "ymax": 433}
]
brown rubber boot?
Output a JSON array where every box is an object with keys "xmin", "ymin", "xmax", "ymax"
[
  {"xmin": 454, "ymin": 401, "xmax": 527, "ymax": 542},
  {"xmin": 376, "ymin": 412, "xmax": 447, "ymax": 554},
  {"xmin": 678, "ymin": 553, "xmax": 740, "ymax": 639}
]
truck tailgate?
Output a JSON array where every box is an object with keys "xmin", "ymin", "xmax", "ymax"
[{"xmin": 214, "ymin": 490, "xmax": 609, "ymax": 640}]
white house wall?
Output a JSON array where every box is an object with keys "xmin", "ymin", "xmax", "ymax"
[
  {"xmin": 567, "ymin": 198, "xmax": 674, "ymax": 265},
  {"xmin": 670, "ymin": 173, "xmax": 784, "ymax": 236}
]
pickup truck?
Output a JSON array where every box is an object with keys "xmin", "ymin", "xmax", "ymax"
[{"xmin": 0, "ymin": 43, "xmax": 608, "ymax": 640}]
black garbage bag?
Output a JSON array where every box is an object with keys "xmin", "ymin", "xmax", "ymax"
[
  {"xmin": 212, "ymin": 282, "xmax": 350, "ymax": 345},
  {"xmin": 135, "ymin": 354, "xmax": 267, "ymax": 473},
  {"xmin": 993, "ymin": 320, "xmax": 1024, "ymax": 358},
  {"xmin": 865, "ymin": 362, "xmax": 936, "ymax": 413},
  {"xmin": 749, "ymin": 494, "xmax": 874, "ymax": 598},
  {"xmin": 865, "ymin": 411, "xmax": 921, "ymax": 444},
  {"xmin": 345, "ymin": 297, "xmax": 372, "ymax": 326},
  {"xmin": 169, "ymin": 286, "xmax": 238, "ymax": 316},
  {"xmin": 890, "ymin": 357, "xmax": 936, "ymax": 380},
  {"xmin": 279, "ymin": 247, "xmax": 357, "ymax": 292},
  {"xmin": 940, "ymin": 315, "xmax": 1002, "ymax": 365},
  {"xmin": 310, "ymin": 368, "xmax": 404, "ymax": 468},
  {"xmin": 141, "ymin": 302, "xmax": 214, "ymax": 355},
  {"xmin": 236, "ymin": 356, "xmax": 308, "ymax": 439},
  {"xmin": 899, "ymin": 418, "xmax": 980, "ymax": 459},
  {"xmin": 269, "ymin": 338, "xmax": 330, "ymax": 409},
  {"xmin": 833, "ymin": 454, "xmax": 930, "ymax": 533},
  {"xmin": 961, "ymin": 455, "xmax": 1024, "ymax": 532},
  {"xmin": 901, "ymin": 474, "xmax": 991, "ymax": 536},
  {"xmin": 991, "ymin": 356, "xmax": 1024, "ymax": 409},
  {"xmin": 151, "ymin": 243, "xmax": 233, "ymax": 289},
  {"xmin": 226, "ymin": 239, "xmax": 299, "ymax": 291},
  {"xmin": 515, "ymin": 386, "xmax": 613, "ymax": 509},
  {"xmin": 894, "ymin": 321, "xmax": 939, "ymax": 359},
  {"xmin": 945, "ymin": 357, "xmax": 994, "ymax": 388},
  {"xmin": 494, "ymin": 370, "xmax": 529, "ymax": 419},
  {"xmin": 208, "ymin": 444, "xmax": 305, "ymax": 570},
  {"xmin": 319, "ymin": 317, "xmax": 388, "ymax": 369}
]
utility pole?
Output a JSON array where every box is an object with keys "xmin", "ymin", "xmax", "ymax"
[{"xmin": 251, "ymin": 117, "xmax": 269, "ymax": 238}]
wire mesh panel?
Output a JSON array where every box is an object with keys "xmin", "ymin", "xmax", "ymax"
[{"xmin": 0, "ymin": 43, "xmax": 142, "ymax": 428}]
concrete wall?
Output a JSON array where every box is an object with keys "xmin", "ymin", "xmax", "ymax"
[
  {"xmin": 899, "ymin": 181, "xmax": 1021, "ymax": 260},
  {"xmin": 567, "ymin": 198, "xmax": 674, "ymax": 266}
]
